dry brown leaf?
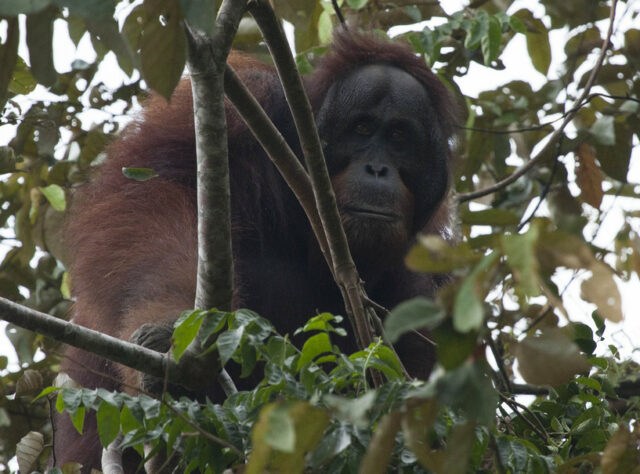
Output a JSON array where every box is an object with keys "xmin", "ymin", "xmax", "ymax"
[
  {"xmin": 581, "ymin": 262, "xmax": 623, "ymax": 322},
  {"xmin": 575, "ymin": 142, "xmax": 604, "ymax": 209}
]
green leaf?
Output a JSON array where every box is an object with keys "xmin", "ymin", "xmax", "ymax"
[
  {"xmin": 120, "ymin": 404, "xmax": 140, "ymax": 434},
  {"xmin": 594, "ymin": 121, "xmax": 632, "ymax": 182},
  {"xmin": 217, "ymin": 327, "xmax": 244, "ymax": 366},
  {"xmin": 324, "ymin": 390, "xmax": 376, "ymax": 428},
  {"xmin": 481, "ymin": 16, "xmax": 502, "ymax": 64},
  {"xmin": 502, "ymin": 225, "xmax": 540, "ymax": 297},
  {"xmin": 141, "ymin": 0, "xmax": 186, "ymax": 100},
  {"xmin": 309, "ymin": 424, "xmax": 351, "ymax": 467},
  {"xmin": 122, "ymin": 167, "xmax": 158, "ymax": 181},
  {"xmin": 9, "ymin": 56, "xmax": 38, "ymax": 94},
  {"xmin": 0, "ymin": 17, "xmax": 19, "ymax": 110},
  {"xmin": 266, "ymin": 403, "xmax": 296, "ymax": 452},
  {"xmin": 460, "ymin": 208, "xmax": 520, "ymax": 226},
  {"xmin": 70, "ymin": 405, "xmax": 86, "ymax": 434},
  {"xmin": 26, "ymin": 5, "xmax": 58, "ymax": 86},
  {"xmin": 85, "ymin": 18, "xmax": 136, "ymax": 76},
  {"xmin": 465, "ymin": 11, "xmax": 489, "ymax": 49},
  {"xmin": 248, "ymin": 402, "xmax": 329, "ymax": 474},
  {"xmin": 346, "ymin": 0, "xmax": 368, "ymax": 10},
  {"xmin": 298, "ymin": 332, "xmax": 333, "ymax": 369},
  {"xmin": 433, "ymin": 320, "xmax": 477, "ymax": 370},
  {"xmin": 442, "ymin": 421, "xmax": 476, "ymax": 474},
  {"xmin": 512, "ymin": 328, "xmax": 590, "ymax": 386},
  {"xmin": 97, "ymin": 400, "xmax": 121, "ymax": 447},
  {"xmin": 384, "ymin": 297, "xmax": 445, "ymax": 343},
  {"xmin": 172, "ymin": 310, "xmax": 204, "ymax": 361},
  {"xmin": 39, "ymin": 184, "xmax": 66, "ymax": 211},
  {"xmin": 515, "ymin": 10, "xmax": 551, "ymax": 75},
  {"xmin": 436, "ymin": 361, "xmax": 497, "ymax": 426},
  {"xmin": 526, "ymin": 26, "xmax": 551, "ymax": 74},
  {"xmin": 0, "ymin": 0, "xmax": 50, "ymax": 15},
  {"xmin": 453, "ymin": 252, "xmax": 498, "ymax": 332},
  {"xmin": 508, "ymin": 16, "xmax": 526, "ymax": 34},
  {"xmin": 406, "ymin": 235, "xmax": 481, "ymax": 273}
]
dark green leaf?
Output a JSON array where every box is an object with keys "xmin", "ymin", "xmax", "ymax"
[
  {"xmin": 590, "ymin": 115, "xmax": 615, "ymax": 145},
  {"xmin": 436, "ymin": 361, "xmax": 498, "ymax": 426},
  {"xmin": 26, "ymin": 6, "xmax": 58, "ymax": 86},
  {"xmin": 453, "ymin": 252, "xmax": 499, "ymax": 332},
  {"xmin": 0, "ymin": 0, "xmax": 50, "ymax": 15},
  {"xmin": 217, "ymin": 327, "xmax": 244, "ymax": 366},
  {"xmin": 172, "ymin": 310, "xmax": 204, "ymax": 361},
  {"xmin": 0, "ymin": 17, "xmax": 19, "ymax": 109},
  {"xmin": 460, "ymin": 208, "xmax": 520, "ymax": 226},
  {"xmin": 481, "ymin": 16, "xmax": 502, "ymax": 64},
  {"xmin": 433, "ymin": 320, "xmax": 477, "ymax": 370},
  {"xmin": 141, "ymin": 0, "xmax": 186, "ymax": 100},
  {"xmin": 97, "ymin": 400, "xmax": 121, "ymax": 447},
  {"xmin": 52, "ymin": 0, "xmax": 114, "ymax": 20},
  {"xmin": 465, "ymin": 11, "xmax": 489, "ymax": 49}
]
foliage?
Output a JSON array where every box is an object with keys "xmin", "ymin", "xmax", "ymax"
[{"xmin": 0, "ymin": 0, "xmax": 639, "ymax": 472}]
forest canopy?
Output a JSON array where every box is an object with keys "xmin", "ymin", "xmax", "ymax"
[{"xmin": 0, "ymin": 0, "xmax": 639, "ymax": 472}]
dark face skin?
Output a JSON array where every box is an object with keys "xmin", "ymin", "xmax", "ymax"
[{"xmin": 316, "ymin": 65, "xmax": 448, "ymax": 269}]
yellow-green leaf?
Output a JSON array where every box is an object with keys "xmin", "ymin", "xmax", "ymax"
[{"xmin": 40, "ymin": 184, "xmax": 66, "ymax": 211}]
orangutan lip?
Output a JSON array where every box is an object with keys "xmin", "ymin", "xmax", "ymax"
[{"xmin": 345, "ymin": 207, "xmax": 400, "ymax": 221}]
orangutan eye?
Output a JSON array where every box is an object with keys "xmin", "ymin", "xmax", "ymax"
[
  {"xmin": 354, "ymin": 120, "xmax": 374, "ymax": 136},
  {"xmin": 389, "ymin": 127, "xmax": 406, "ymax": 142}
]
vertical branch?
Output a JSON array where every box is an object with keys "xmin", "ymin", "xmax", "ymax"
[
  {"xmin": 185, "ymin": 0, "xmax": 248, "ymax": 312},
  {"xmin": 182, "ymin": 0, "xmax": 248, "ymax": 396},
  {"xmin": 248, "ymin": 1, "xmax": 379, "ymax": 371}
]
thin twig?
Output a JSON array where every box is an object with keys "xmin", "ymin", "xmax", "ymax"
[
  {"xmin": 499, "ymin": 393, "xmax": 549, "ymax": 441},
  {"xmin": 331, "ymin": 0, "xmax": 346, "ymax": 24}
]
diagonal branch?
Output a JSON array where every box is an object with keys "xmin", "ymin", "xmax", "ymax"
[
  {"xmin": 248, "ymin": 0, "xmax": 379, "ymax": 369},
  {"xmin": 223, "ymin": 64, "xmax": 332, "ymax": 272}
]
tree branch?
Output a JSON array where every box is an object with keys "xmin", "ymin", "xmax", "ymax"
[
  {"xmin": 186, "ymin": 0, "xmax": 248, "ymax": 313},
  {"xmin": 223, "ymin": 64, "xmax": 333, "ymax": 272},
  {"xmin": 181, "ymin": 0, "xmax": 248, "ymax": 396},
  {"xmin": 0, "ymin": 297, "xmax": 208, "ymax": 391},
  {"xmin": 248, "ymin": 1, "xmax": 379, "ymax": 370}
]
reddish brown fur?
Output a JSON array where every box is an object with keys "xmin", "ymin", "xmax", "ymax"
[{"xmin": 54, "ymin": 31, "xmax": 456, "ymax": 472}]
